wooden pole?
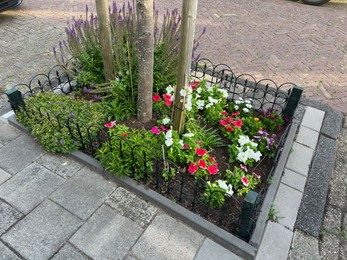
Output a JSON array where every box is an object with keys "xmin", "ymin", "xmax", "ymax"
[
  {"xmin": 173, "ymin": 0, "xmax": 198, "ymax": 133},
  {"xmin": 95, "ymin": 0, "xmax": 115, "ymax": 81},
  {"xmin": 136, "ymin": 0, "xmax": 154, "ymax": 122}
]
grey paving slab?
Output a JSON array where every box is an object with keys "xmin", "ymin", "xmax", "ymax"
[
  {"xmin": 320, "ymin": 234, "xmax": 340, "ymax": 260},
  {"xmin": 255, "ymin": 221, "xmax": 293, "ymax": 260},
  {"xmin": 322, "ymin": 206, "xmax": 343, "ymax": 232},
  {"xmin": 0, "ymin": 163, "xmax": 64, "ymax": 214},
  {"xmin": 296, "ymin": 136, "xmax": 337, "ymax": 238},
  {"xmin": 105, "ymin": 187, "xmax": 157, "ymax": 228},
  {"xmin": 194, "ymin": 238, "xmax": 243, "ymax": 260},
  {"xmin": 131, "ymin": 214, "xmax": 204, "ymax": 260},
  {"xmin": 1, "ymin": 200, "xmax": 82, "ymax": 260},
  {"xmin": 70, "ymin": 205, "xmax": 143, "ymax": 260},
  {"xmin": 36, "ymin": 153, "xmax": 83, "ymax": 179},
  {"xmin": 288, "ymin": 230, "xmax": 320, "ymax": 260},
  {"xmin": 0, "ymin": 134, "xmax": 43, "ymax": 175},
  {"xmin": 0, "ymin": 241, "xmax": 20, "ymax": 260},
  {"xmin": 273, "ymin": 183, "xmax": 302, "ymax": 231},
  {"xmin": 0, "ymin": 200, "xmax": 23, "ymax": 235},
  {"xmin": 285, "ymin": 142, "xmax": 314, "ymax": 176},
  {"xmin": 281, "ymin": 168, "xmax": 307, "ymax": 192},
  {"xmin": 0, "ymin": 121, "xmax": 21, "ymax": 145},
  {"xmin": 50, "ymin": 168, "xmax": 115, "ymax": 219},
  {"xmin": 300, "ymin": 106, "xmax": 325, "ymax": 132},
  {"xmin": 50, "ymin": 244, "xmax": 90, "ymax": 260},
  {"xmin": 328, "ymin": 160, "xmax": 347, "ymax": 209},
  {"xmin": 0, "ymin": 168, "xmax": 11, "ymax": 185},
  {"xmin": 295, "ymin": 125, "xmax": 319, "ymax": 150}
]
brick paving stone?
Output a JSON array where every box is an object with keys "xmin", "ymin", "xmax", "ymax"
[
  {"xmin": 50, "ymin": 244, "xmax": 90, "ymax": 260},
  {"xmin": 0, "ymin": 121, "xmax": 21, "ymax": 146},
  {"xmin": 131, "ymin": 214, "xmax": 204, "ymax": 260},
  {"xmin": 0, "ymin": 168, "xmax": 11, "ymax": 185},
  {"xmin": 50, "ymin": 167, "xmax": 115, "ymax": 219},
  {"xmin": 1, "ymin": 200, "xmax": 82, "ymax": 260},
  {"xmin": 70, "ymin": 205, "xmax": 143, "ymax": 260},
  {"xmin": 0, "ymin": 200, "xmax": 23, "ymax": 236},
  {"xmin": 0, "ymin": 163, "xmax": 64, "ymax": 214},
  {"xmin": 194, "ymin": 238, "xmax": 243, "ymax": 260},
  {"xmin": 0, "ymin": 241, "xmax": 20, "ymax": 260}
]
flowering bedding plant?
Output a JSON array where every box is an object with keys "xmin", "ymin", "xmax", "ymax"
[{"xmin": 97, "ymin": 79, "xmax": 286, "ymax": 209}]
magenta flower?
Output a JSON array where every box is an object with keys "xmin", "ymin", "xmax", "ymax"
[
  {"xmin": 240, "ymin": 164, "xmax": 248, "ymax": 172},
  {"xmin": 151, "ymin": 127, "xmax": 160, "ymax": 135},
  {"xmin": 241, "ymin": 175, "xmax": 249, "ymax": 186}
]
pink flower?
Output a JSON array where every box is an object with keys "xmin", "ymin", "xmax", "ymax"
[
  {"xmin": 198, "ymin": 159, "xmax": 207, "ymax": 169},
  {"xmin": 253, "ymin": 172, "xmax": 261, "ymax": 179},
  {"xmin": 220, "ymin": 119, "xmax": 228, "ymax": 126},
  {"xmin": 163, "ymin": 93, "xmax": 172, "ymax": 101},
  {"xmin": 182, "ymin": 144, "xmax": 189, "ymax": 150},
  {"xmin": 221, "ymin": 111, "xmax": 228, "ymax": 115},
  {"xmin": 232, "ymin": 111, "xmax": 240, "ymax": 117},
  {"xmin": 152, "ymin": 94, "xmax": 161, "ymax": 102},
  {"xmin": 104, "ymin": 121, "xmax": 116, "ymax": 128},
  {"xmin": 240, "ymin": 164, "xmax": 248, "ymax": 172},
  {"xmin": 233, "ymin": 119, "xmax": 242, "ymax": 128},
  {"xmin": 160, "ymin": 125, "xmax": 169, "ymax": 131},
  {"xmin": 151, "ymin": 127, "xmax": 160, "ymax": 135},
  {"xmin": 207, "ymin": 165, "xmax": 219, "ymax": 175},
  {"xmin": 188, "ymin": 162, "xmax": 199, "ymax": 174},
  {"xmin": 225, "ymin": 126, "xmax": 233, "ymax": 132},
  {"xmin": 165, "ymin": 100, "xmax": 173, "ymax": 107},
  {"xmin": 196, "ymin": 148, "xmax": 207, "ymax": 157},
  {"xmin": 241, "ymin": 175, "xmax": 249, "ymax": 186}
]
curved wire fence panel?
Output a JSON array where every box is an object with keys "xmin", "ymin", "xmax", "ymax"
[{"xmin": 9, "ymin": 60, "xmax": 301, "ymax": 242}]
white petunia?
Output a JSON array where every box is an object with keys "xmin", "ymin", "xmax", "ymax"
[
  {"xmin": 162, "ymin": 117, "xmax": 170, "ymax": 125},
  {"xmin": 243, "ymin": 108, "xmax": 250, "ymax": 113},
  {"xmin": 246, "ymin": 104, "xmax": 252, "ymax": 109},
  {"xmin": 234, "ymin": 105, "xmax": 239, "ymax": 110},
  {"xmin": 165, "ymin": 138, "xmax": 173, "ymax": 147},
  {"xmin": 238, "ymin": 135, "xmax": 250, "ymax": 146},
  {"xmin": 178, "ymin": 139, "xmax": 184, "ymax": 147},
  {"xmin": 183, "ymin": 133, "xmax": 194, "ymax": 138},
  {"xmin": 217, "ymin": 180, "xmax": 234, "ymax": 196},
  {"xmin": 196, "ymin": 87, "xmax": 202, "ymax": 94},
  {"xmin": 166, "ymin": 85, "xmax": 174, "ymax": 94},
  {"xmin": 235, "ymin": 100, "xmax": 241, "ymax": 105},
  {"xmin": 180, "ymin": 89, "xmax": 187, "ymax": 97},
  {"xmin": 196, "ymin": 100, "xmax": 205, "ymax": 110},
  {"xmin": 217, "ymin": 88, "xmax": 228, "ymax": 98}
]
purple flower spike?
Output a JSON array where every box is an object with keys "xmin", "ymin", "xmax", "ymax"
[{"xmin": 83, "ymin": 87, "xmax": 90, "ymax": 94}]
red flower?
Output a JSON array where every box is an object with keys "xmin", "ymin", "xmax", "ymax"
[
  {"xmin": 104, "ymin": 121, "xmax": 116, "ymax": 128},
  {"xmin": 233, "ymin": 119, "xmax": 242, "ymax": 128},
  {"xmin": 163, "ymin": 93, "xmax": 172, "ymax": 101},
  {"xmin": 220, "ymin": 119, "xmax": 228, "ymax": 126},
  {"xmin": 196, "ymin": 148, "xmax": 207, "ymax": 157},
  {"xmin": 190, "ymin": 80, "xmax": 200, "ymax": 90},
  {"xmin": 221, "ymin": 111, "xmax": 228, "ymax": 115},
  {"xmin": 241, "ymin": 175, "xmax": 249, "ymax": 186},
  {"xmin": 209, "ymin": 157, "xmax": 216, "ymax": 163},
  {"xmin": 198, "ymin": 159, "xmax": 207, "ymax": 169},
  {"xmin": 165, "ymin": 100, "xmax": 173, "ymax": 106},
  {"xmin": 152, "ymin": 94, "xmax": 161, "ymax": 102},
  {"xmin": 207, "ymin": 165, "xmax": 219, "ymax": 175},
  {"xmin": 121, "ymin": 133, "xmax": 128, "ymax": 137},
  {"xmin": 182, "ymin": 144, "xmax": 189, "ymax": 150},
  {"xmin": 232, "ymin": 111, "xmax": 240, "ymax": 117},
  {"xmin": 225, "ymin": 126, "xmax": 233, "ymax": 132},
  {"xmin": 188, "ymin": 162, "xmax": 199, "ymax": 174}
]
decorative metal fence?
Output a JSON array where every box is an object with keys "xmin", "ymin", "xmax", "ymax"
[{"xmin": 6, "ymin": 59, "xmax": 302, "ymax": 241}]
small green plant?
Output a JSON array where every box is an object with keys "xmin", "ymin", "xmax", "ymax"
[
  {"xmin": 201, "ymin": 180, "xmax": 233, "ymax": 209},
  {"xmin": 268, "ymin": 205, "xmax": 281, "ymax": 223},
  {"xmin": 225, "ymin": 166, "xmax": 261, "ymax": 196}
]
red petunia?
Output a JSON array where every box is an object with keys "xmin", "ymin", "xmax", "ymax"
[
  {"xmin": 233, "ymin": 119, "xmax": 242, "ymax": 128},
  {"xmin": 209, "ymin": 157, "xmax": 216, "ymax": 163},
  {"xmin": 220, "ymin": 119, "xmax": 228, "ymax": 126},
  {"xmin": 104, "ymin": 121, "xmax": 116, "ymax": 128},
  {"xmin": 163, "ymin": 93, "xmax": 172, "ymax": 101},
  {"xmin": 165, "ymin": 99, "xmax": 173, "ymax": 107},
  {"xmin": 198, "ymin": 159, "xmax": 207, "ymax": 169},
  {"xmin": 240, "ymin": 164, "xmax": 248, "ymax": 172},
  {"xmin": 241, "ymin": 175, "xmax": 249, "ymax": 186},
  {"xmin": 182, "ymin": 144, "xmax": 189, "ymax": 150},
  {"xmin": 121, "ymin": 133, "xmax": 128, "ymax": 137},
  {"xmin": 188, "ymin": 162, "xmax": 199, "ymax": 174},
  {"xmin": 207, "ymin": 164, "xmax": 219, "ymax": 175},
  {"xmin": 225, "ymin": 125, "xmax": 233, "ymax": 132},
  {"xmin": 232, "ymin": 111, "xmax": 240, "ymax": 117},
  {"xmin": 221, "ymin": 111, "xmax": 228, "ymax": 115},
  {"xmin": 153, "ymin": 94, "xmax": 161, "ymax": 102},
  {"xmin": 190, "ymin": 80, "xmax": 200, "ymax": 90},
  {"xmin": 196, "ymin": 148, "xmax": 207, "ymax": 157}
]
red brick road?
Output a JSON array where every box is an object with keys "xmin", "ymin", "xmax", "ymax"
[{"xmin": 2, "ymin": 0, "xmax": 347, "ymax": 112}]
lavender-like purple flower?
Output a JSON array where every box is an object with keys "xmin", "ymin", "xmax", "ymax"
[{"xmin": 83, "ymin": 86, "xmax": 90, "ymax": 94}]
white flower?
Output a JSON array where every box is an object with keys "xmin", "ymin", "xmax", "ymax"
[
  {"xmin": 246, "ymin": 104, "xmax": 252, "ymax": 109},
  {"xmin": 253, "ymin": 151, "xmax": 262, "ymax": 161},
  {"xmin": 196, "ymin": 100, "xmax": 205, "ymax": 110},
  {"xmin": 162, "ymin": 117, "xmax": 170, "ymax": 125},
  {"xmin": 165, "ymin": 130, "xmax": 172, "ymax": 138},
  {"xmin": 235, "ymin": 100, "xmax": 241, "ymax": 105},
  {"xmin": 238, "ymin": 135, "xmax": 250, "ymax": 146},
  {"xmin": 185, "ymin": 94, "xmax": 193, "ymax": 111},
  {"xmin": 183, "ymin": 133, "xmax": 194, "ymax": 138},
  {"xmin": 180, "ymin": 89, "xmax": 187, "ymax": 97},
  {"xmin": 196, "ymin": 87, "xmax": 202, "ymax": 94},
  {"xmin": 245, "ymin": 99, "xmax": 251, "ymax": 104},
  {"xmin": 243, "ymin": 108, "xmax": 250, "ymax": 113},
  {"xmin": 237, "ymin": 152, "xmax": 248, "ymax": 164},
  {"xmin": 178, "ymin": 139, "xmax": 184, "ymax": 147},
  {"xmin": 217, "ymin": 180, "xmax": 234, "ymax": 197},
  {"xmin": 208, "ymin": 96, "xmax": 219, "ymax": 104},
  {"xmin": 234, "ymin": 105, "xmax": 239, "ymax": 110},
  {"xmin": 217, "ymin": 88, "xmax": 228, "ymax": 98},
  {"xmin": 166, "ymin": 85, "xmax": 174, "ymax": 94},
  {"xmin": 165, "ymin": 138, "xmax": 173, "ymax": 147}
]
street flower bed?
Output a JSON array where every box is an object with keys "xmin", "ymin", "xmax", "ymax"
[{"xmin": 8, "ymin": 1, "xmax": 301, "ymax": 245}]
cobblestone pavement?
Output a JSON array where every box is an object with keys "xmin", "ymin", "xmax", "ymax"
[{"xmin": 0, "ymin": 0, "xmax": 347, "ymax": 259}]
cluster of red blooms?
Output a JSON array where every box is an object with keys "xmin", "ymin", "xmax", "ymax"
[
  {"xmin": 152, "ymin": 93, "xmax": 173, "ymax": 106},
  {"xmin": 219, "ymin": 111, "xmax": 242, "ymax": 132},
  {"xmin": 187, "ymin": 148, "xmax": 219, "ymax": 175}
]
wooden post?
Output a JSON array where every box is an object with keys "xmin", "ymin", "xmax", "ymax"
[
  {"xmin": 173, "ymin": 0, "xmax": 198, "ymax": 133},
  {"xmin": 95, "ymin": 0, "xmax": 115, "ymax": 81},
  {"xmin": 136, "ymin": 0, "xmax": 154, "ymax": 122}
]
